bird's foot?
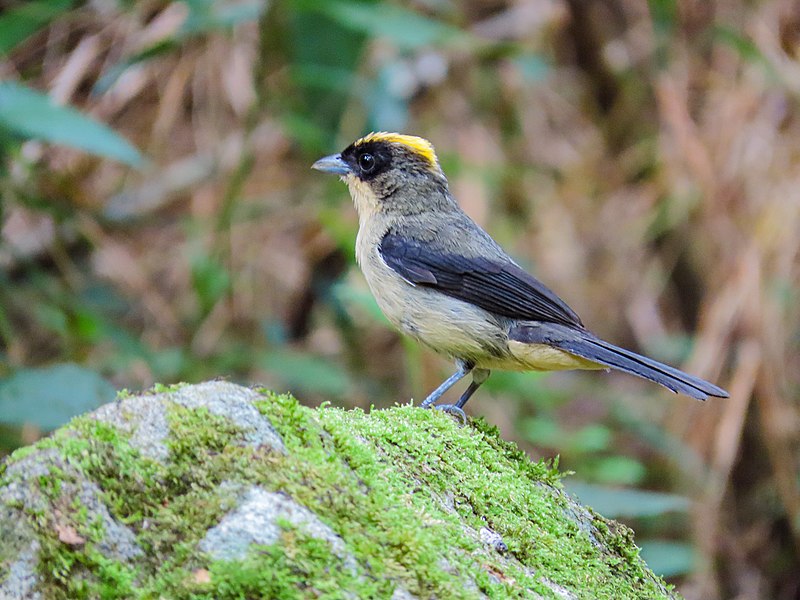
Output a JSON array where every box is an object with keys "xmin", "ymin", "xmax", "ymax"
[{"xmin": 432, "ymin": 403, "xmax": 467, "ymax": 425}]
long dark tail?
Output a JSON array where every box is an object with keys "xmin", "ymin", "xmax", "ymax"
[
  {"xmin": 557, "ymin": 336, "xmax": 728, "ymax": 400},
  {"xmin": 510, "ymin": 324, "xmax": 728, "ymax": 400}
]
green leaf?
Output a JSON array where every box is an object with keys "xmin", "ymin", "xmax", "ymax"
[
  {"xmin": 369, "ymin": 60, "xmax": 411, "ymax": 130},
  {"xmin": 611, "ymin": 404, "xmax": 709, "ymax": 481},
  {"xmin": 512, "ymin": 53, "xmax": 550, "ymax": 82},
  {"xmin": 32, "ymin": 304, "xmax": 69, "ymax": 338},
  {"xmin": 564, "ymin": 481, "xmax": 691, "ymax": 518},
  {"xmin": 587, "ymin": 455, "xmax": 647, "ymax": 485},
  {"xmin": 331, "ymin": 281, "xmax": 388, "ymax": 325},
  {"xmin": 518, "ymin": 416, "xmax": 567, "ymax": 448},
  {"xmin": 95, "ymin": 0, "xmax": 264, "ymax": 94},
  {"xmin": 182, "ymin": 0, "xmax": 265, "ymax": 35},
  {"xmin": 190, "ymin": 255, "xmax": 232, "ymax": 315},
  {"xmin": 0, "ymin": 363, "xmax": 116, "ymax": 430},
  {"xmin": 713, "ymin": 26, "xmax": 767, "ymax": 64},
  {"xmin": 94, "ymin": 39, "xmax": 180, "ymax": 95},
  {"xmin": 638, "ymin": 540, "xmax": 696, "ymax": 578},
  {"xmin": 0, "ymin": 81, "xmax": 143, "ymax": 166},
  {"xmin": 149, "ymin": 348, "xmax": 189, "ymax": 381},
  {"xmin": 647, "ymin": 0, "xmax": 677, "ymax": 36},
  {"xmin": 316, "ymin": 205, "xmax": 357, "ymax": 258},
  {"xmin": 260, "ymin": 350, "xmax": 350, "ymax": 397},
  {"xmin": 290, "ymin": 64, "xmax": 368, "ymax": 96},
  {"xmin": 312, "ymin": 1, "xmax": 470, "ymax": 50},
  {"xmin": 0, "ymin": 0, "xmax": 73, "ymax": 56},
  {"xmin": 569, "ymin": 424, "xmax": 611, "ymax": 453},
  {"xmin": 484, "ymin": 370, "xmax": 553, "ymax": 405}
]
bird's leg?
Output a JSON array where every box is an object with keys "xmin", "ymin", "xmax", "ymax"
[
  {"xmin": 456, "ymin": 368, "xmax": 490, "ymax": 408},
  {"xmin": 420, "ymin": 362, "xmax": 490, "ymax": 424},
  {"xmin": 420, "ymin": 360, "xmax": 473, "ymax": 409},
  {"xmin": 433, "ymin": 369, "xmax": 490, "ymax": 424}
]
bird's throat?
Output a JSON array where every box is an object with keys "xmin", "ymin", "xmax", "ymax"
[{"xmin": 346, "ymin": 176, "xmax": 381, "ymax": 226}]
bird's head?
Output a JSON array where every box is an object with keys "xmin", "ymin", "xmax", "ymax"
[{"xmin": 312, "ymin": 132, "xmax": 452, "ymax": 218}]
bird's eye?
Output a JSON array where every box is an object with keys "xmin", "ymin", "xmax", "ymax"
[{"xmin": 358, "ymin": 152, "xmax": 376, "ymax": 173}]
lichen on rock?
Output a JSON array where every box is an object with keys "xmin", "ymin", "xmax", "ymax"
[{"xmin": 0, "ymin": 381, "xmax": 680, "ymax": 599}]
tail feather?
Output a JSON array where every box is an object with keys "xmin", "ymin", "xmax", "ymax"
[{"xmin": 552, "ymin": 335, "xmax": 728, "ymax": 401}]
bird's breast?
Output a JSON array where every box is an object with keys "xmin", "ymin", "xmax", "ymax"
[{"xmin": 355, "ymin": 229, "xmax": 508, "ymax": 363}]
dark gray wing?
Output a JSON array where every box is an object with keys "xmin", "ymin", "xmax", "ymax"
[{"xmin": 379, "ymin": 232, "xmax": 584, "ymax": 328}]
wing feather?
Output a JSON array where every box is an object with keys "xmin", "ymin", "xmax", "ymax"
[{"xmin": 379, "ymin": 232, "xmax": 584, "ymax": 328}]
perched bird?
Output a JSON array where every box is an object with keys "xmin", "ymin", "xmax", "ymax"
[{"xmin": 313, "ymin": 132, "xmax": 728, "ymax": 419}]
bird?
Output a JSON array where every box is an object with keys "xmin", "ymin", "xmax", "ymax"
[{"xmin": 312, "ymin": 132, "xmax": 728, "ymax": 420}]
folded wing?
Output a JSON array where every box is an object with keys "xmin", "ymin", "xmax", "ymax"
[{"xmin": 379, "ymin": 231, "xmax": 584, "ymax": 328}]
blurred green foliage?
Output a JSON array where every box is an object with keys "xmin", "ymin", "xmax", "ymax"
[
  {"xmin": 0, "ymin": 82, "xmax": 142, "ymax": 166},
  {"xmin": 639, "ymin": 540, "xmax": 696, "ymax": 580},
  {"xmin": 0, "ymin": 0, "xmax": 74, "ymax": 57},
  {"xmin": 0, "ymin": 363, "xmax": 115, "ymax": 430},
  {"xmin": 1, "ymin": 0, "xmax": 797, "ymax": 594},
  {"xmin": 0, "ymin": 0, "xmax": 710, "ymax": 577}
]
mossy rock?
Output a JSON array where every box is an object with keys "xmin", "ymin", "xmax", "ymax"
[{"xmin": 0, "ymin": 381, "xmax": 680, "ymax": 599}]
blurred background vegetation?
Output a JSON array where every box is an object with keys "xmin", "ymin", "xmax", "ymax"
[{"xmin": 1, "ymin": 0, "xmax": 798, "ymax": 597}]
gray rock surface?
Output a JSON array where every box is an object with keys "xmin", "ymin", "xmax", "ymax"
[
  {"xmin": 91, "ymin": 381, "xmax": 285, "ymax": 461},
  {"xmin": 0, "ymin": 382, "xmax": 680, "ymax": 599},
  {"xmin": 199, "ymin": 486, "xmax": 354, "ymax": 569}
]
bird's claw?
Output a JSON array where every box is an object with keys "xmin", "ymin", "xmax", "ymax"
[{"xmin": 432, "ymin": 403, "xmax": 467, "ymax": 425}]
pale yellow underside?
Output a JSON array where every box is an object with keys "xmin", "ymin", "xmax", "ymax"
[{"xmin": 506, "ymin": 341, "xmax": 605, "ymax": 372}]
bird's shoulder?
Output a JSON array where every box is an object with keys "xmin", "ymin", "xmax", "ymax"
[{"xmin": 385, "ymin": 211, "xmax": 510, "ymax": 262}]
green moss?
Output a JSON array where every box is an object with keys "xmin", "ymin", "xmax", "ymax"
[
  {"xmin": 36, "ymin": 542, "xmax": 137, "ymax": 600},
  {"xmin": 166, "ymin": 405, "xmax": 243, "ymax": 465},
  {"xmin": 0, "ymin": 430, "xmax": 140, "ymax": 599},
  {"xmin": 192, "ymin": 526, "xmax": 381, "ymax": 600},
  {"xmin": 250, "ymin": 393, "xmax": 465, "ymax": 597},
  {"xmin": 2, "ymin": 387, "xmax": 674, "ymax": 599},
  {"xmin": 249, "ymin": 390, "xmax": 672, "ymax": 599},
  {"xmin": 58, "ymin": 420, "xmax": 165, "ymax": 525},
  {"xmin": 3, "ymin": 443, "xmax": 37, "ymax": 466},
  {"xmin": 115, "ymin": 389, "xmax": 134, "ymax": 401},
  {"xmin": 152, "ymin": 382, "xmax": 188, "ymax": 394}
]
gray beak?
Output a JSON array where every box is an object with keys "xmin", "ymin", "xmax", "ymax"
[{"xmin": 312, "ymin": 153, "xmax": 351, "ymax": 175}]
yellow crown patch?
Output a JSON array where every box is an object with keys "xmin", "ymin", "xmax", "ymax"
[{"xmin": 356, "ymin": 132, "xmax": 439, "ymax": 170}]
